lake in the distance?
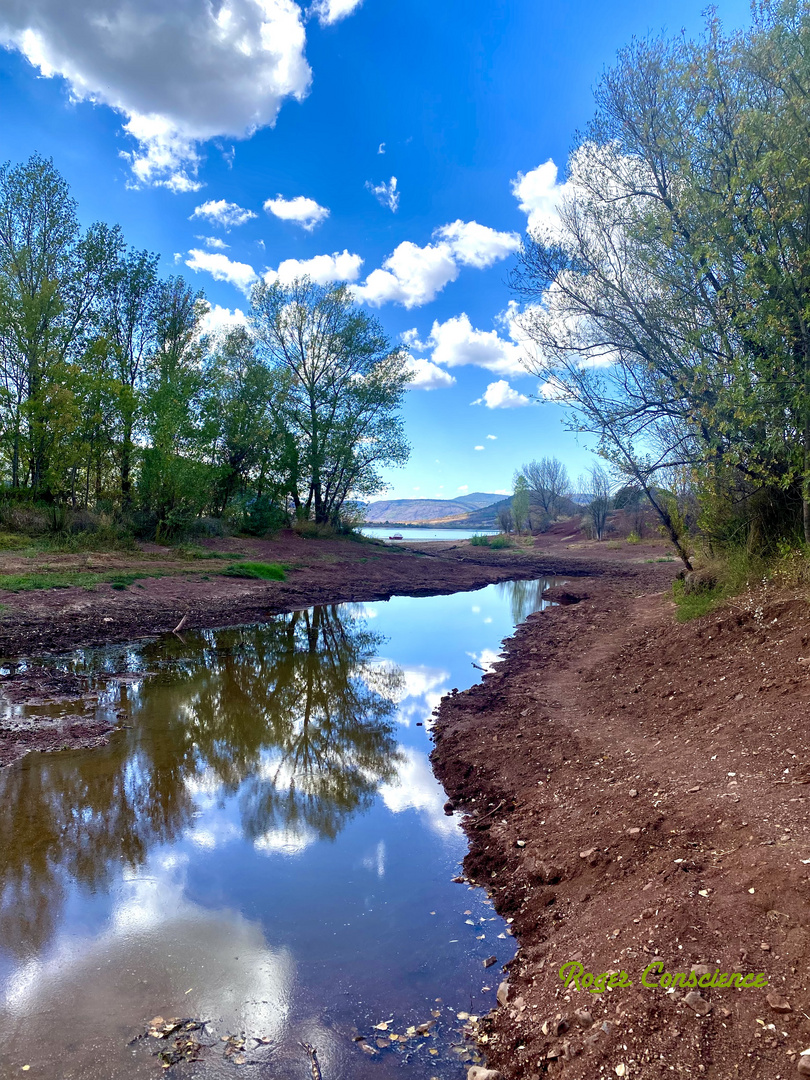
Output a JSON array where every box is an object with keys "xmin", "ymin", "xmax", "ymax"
[
  {"xmin": 0, "ymin": 578, "xmax": 558, "ymax": 1080},
  {"xmin": 360, "ymin": 526, "xmax": 498, "ymax": 543}
]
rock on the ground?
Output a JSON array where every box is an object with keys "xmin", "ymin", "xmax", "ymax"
[
  {"xmin": 497, "ymin": 980, "xmax": 509, "ymax": 1007},
  {"xmin": 684, "ymin": 991, "xmax": 712, "ymax": 1015},
  {"xmin": 797, "ymin": 1054, "xmax": 810, "ymax": 1077},
  {"xmin": 467, "ymin": 1068, "xmax": 503, "ymax": 1080},
  {"xmin": 767, "ymin": 991, "xmax": 791, "ymax": 1013}
]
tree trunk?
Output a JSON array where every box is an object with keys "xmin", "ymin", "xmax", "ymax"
[
  {"xmin": 121, "ymin": 419, "xmax": 133, "ymax": 508},
  {"xmin": 642, "ymin": 483, "xmax": 693, "ymax": 570}
]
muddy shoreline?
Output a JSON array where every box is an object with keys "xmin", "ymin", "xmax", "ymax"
[
  {"xmin": 431, "ymin": 559, "xmax": 810, "ymax": 1078},
  {"xmin": 0, "ymin": 530, "xmax": 645, "ymax": 767}
]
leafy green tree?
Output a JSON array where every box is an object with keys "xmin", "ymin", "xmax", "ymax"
[
  {"xmin": 512, "ymin": 472, "xmax": 530, "ymax": 534},
  {"xmin": 0, "ymin": 154, "xmax": 122, "ymax": 496},
  {"xmin": 511, "ymin": 5, "xmax": 810, "ymax": 557},
  {"xmin": 250, "ymin": 278, "xmax": 411, "ymax": 525}
]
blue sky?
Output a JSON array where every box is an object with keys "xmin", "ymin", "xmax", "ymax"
[{"xmin": 0, "ymin": 0, "xmax": 750, "ymax": 501}]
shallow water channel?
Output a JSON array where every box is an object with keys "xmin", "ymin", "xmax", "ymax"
[{"xmin": 0, "ymin": 578, "xmax": 558, "ymax": 1080}]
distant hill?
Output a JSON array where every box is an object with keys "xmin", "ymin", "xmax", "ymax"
[
  {"xmin": 363, "ymin": 492, "xmax": 505, "ymax": 524},
  {"xmin": 452, "ymin": 492, "xmax": 505, "ymax": 510}
]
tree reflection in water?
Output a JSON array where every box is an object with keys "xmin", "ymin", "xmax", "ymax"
[
  {"xmin": 496, "ymin": 577, "xmax": 556, "ymax": 626},
  {"xmin": 0, "ymin": 604, "xmax": 403, "ymax": 954}
]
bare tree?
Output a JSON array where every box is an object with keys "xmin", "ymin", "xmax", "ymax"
[
  {"xmin": 496, "ymin": 503, "xmax": 513, "ymax": 533},
  {"xmin": 586, "ymin": 464, "xmax": 612, "ymax": 541},
  {"xmin": 522, "ymin": 457, "xmax": 571, "ymax": 528}
]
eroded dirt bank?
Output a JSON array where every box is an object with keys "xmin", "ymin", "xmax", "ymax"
[{"xmin": 432, "ymin": 561, "xmax": 810, "ymax": 1079}]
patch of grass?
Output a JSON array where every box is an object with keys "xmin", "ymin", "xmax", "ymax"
[
  {"xmin": 0, "ymin": 569, "xmax": 163, "ymax": 593},
  {"xmin": 34, "ymin": 530, "xmax": 135, "ymax": 554},
  {"xmin": 672, "ymin": 578, "xmax": 725, "ymax": 622},
  {"xmin": 174, "ymin": 543, "xmax": 245, "ymax": 561},
  {"xmin": 626, "ymin": 530, "xmax": 642, "ymax": 544},
  {"xmin": 0, "ymin": 531, "xmax": 28, "ymax": 551},
  {"xmin": 219, "ymin": 561, "xmax": 286, "ymax": 581}
]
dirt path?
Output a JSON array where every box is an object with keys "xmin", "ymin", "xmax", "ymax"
[{"xmin": 432, "ymin": 563, "xmax": 810, "ymax": 1079}]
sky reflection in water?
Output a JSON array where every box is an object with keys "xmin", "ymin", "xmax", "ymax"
[{"xmin": 0, "ymin": 578, "xmax": 557, "ymax": 1079}]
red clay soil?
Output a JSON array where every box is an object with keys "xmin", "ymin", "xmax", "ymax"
[{"xmin": 432, "ymin": 556, "xmax": 810, "ymax": 1078}]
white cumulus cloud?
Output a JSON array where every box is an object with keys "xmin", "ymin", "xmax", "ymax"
[
  {"xmin": 190, "ymin": 200, "xmax": 257, "ymax": 229},
  {"xmin": 511, "ymin": 158, "xmax": 572, "ymax": 236},
  {"xmin": 475, "ymin": 380, "xmax": 533, "ymax": 409},
  {"xmin": 0, "ymin": 0, "xmax": 315, "ymax": 190},
  {"xmin": 425, "ymin": 312, "xmax": 525, "ymax": 375},
  {"xmin": 366, "ymin": 176, "xmax": 399, "ymax": 212},
  {"xmin": 405, "ymin": 355, "xmax": 456, "ymax": 391},
  {"xmin": 354, "ymin": 221, "xmax": 518, "ymax": 310},
  {"xmin": 311, "ymin": 0, "xmax": 364, "ymax": 25},
  {"xmin": 486, "ymin": 434, "xmax": 497, "ymax": 439},
  {"xmin": 474, "ymin": 445, "xmax": 484, "ymax": 451},
  {"xmin": 197, "ymin": 236, "xmax": 230, "ymax": 250},
  {"xmin": 264, "ymin": 194, "xmax": 330, "ymax": 230},
  {"xmin": 354, "ymin": 240, "xmax": 458, "ymax": 308},
  {"xmin": 185, "ymin": 249, "xmax": 258, "ymax": 294},
  {"xmin": 200, "ymin": 304, "xmax": 249, "ymax": 336},
  {"xmin": 434, "ymin": 220, "xmax": 520, "ymax": 269},
  {"xmin": 264, "ymin": 249, "xmax": 363, "ymax": 285}
]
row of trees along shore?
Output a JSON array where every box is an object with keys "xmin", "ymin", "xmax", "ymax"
[
  {"xmin": 512, "ymin": 0, "xmax": 810, "ymax": 569},
  {"xmin": 0, "ymin": 155, "xmax": 410, "ymax": 540}
]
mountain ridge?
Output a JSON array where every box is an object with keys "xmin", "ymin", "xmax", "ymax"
[{"xmin": 362, "ymin": 492, "xmax": 505, "ymax": 524}]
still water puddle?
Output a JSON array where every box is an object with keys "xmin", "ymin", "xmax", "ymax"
[{"xmin": 0, "ymin": 578, "xmax": 558, "ymax": 1079}]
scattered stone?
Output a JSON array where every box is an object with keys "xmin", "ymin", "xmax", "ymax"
[
  {"xmin": 467, "ymin": 1068, "xmax": 502, "ymax": 1080},
  {"xmin": 516, "ymin": 839, "xmax": 526, "ymax": 848},
  {"xmin": 761, "ymin": 943, "xmax": 771, "ymax": 952},
  {"xmin": 691, "ymin": 964, "xmax": 712, "ymax": 977},
  {"xmin": 626, "ymin": 828, "xmax": 641, "ymax": 837},
  {"xmin": 552, "ymin": 1016, "xmax": 570, "ymax": 1037},
  {"xmin": 684, "ymin": 991, "xmax": 712, "ymax": 1016},
  {"xmin": 574, "ymin": 1008, "xmax": 593, "ymax": 1028},
  {"xmin": 497, "ymin": 981, "xmax": 509, "ymax": 1007},
  {"xmin": 798, "ymin": 1055, "xmax": 810, "ymax": 1077},
  {"xmin": 532, "ymin": 861, "xmax": 563, "ymax": 884},
  {"xmin": 629, "ymin": 788, "xmax": 638, "ymax": 798},
  {"xmin": 483, "ymin": 955, "xmax": 497, "ymax": 968},
  {"xmin": 767, "ymin": 991, "xmax": 792, "ymax": 1013}
]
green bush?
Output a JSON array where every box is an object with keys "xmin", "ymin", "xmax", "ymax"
[
  {"xmin": 626, "ymin": 530, "xmax": 642, "ymax": 544},
  {"xmin": 219, "ymin": 561, "xmax": 286, "ymax": 581},
  {"xmin": 470, "ymin": 533, "xmax": 512, "ymax": 548}
]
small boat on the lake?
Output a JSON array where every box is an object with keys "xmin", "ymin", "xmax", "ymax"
[{"xmin": 389, "ymin": 533, "xmax": 403, "ymax": 539}]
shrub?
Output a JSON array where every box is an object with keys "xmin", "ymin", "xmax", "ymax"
[
  {"xmin": 293, "ymin": 519, "xmax": 336, "ymax": 539},
  {"xmin": 626, "ymin": 530, "xmax": 642, "ymax": 544}
]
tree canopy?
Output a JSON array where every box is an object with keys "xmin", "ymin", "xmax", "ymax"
[
  {"xmin": 0, "ymin": 156, "xmax": 411, "ymax": 537},
  {"xmin": 512, "ymin": 0, "xmax": 810, "ymax": 555}
]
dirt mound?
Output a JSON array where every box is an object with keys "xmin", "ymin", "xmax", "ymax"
[{"xmin": 432, "ymin": 574, "xmax": 810, "ymax": 1078}]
